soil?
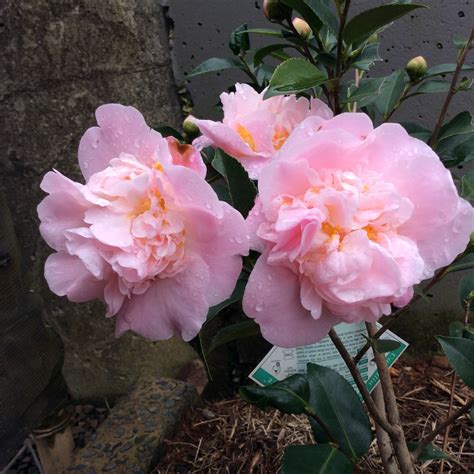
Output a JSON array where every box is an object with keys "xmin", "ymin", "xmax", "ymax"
[{"xmin": 154, "ymin": 359, "xmax": 473, "ymax": 473}]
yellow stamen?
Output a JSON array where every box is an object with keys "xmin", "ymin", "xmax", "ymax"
[
  {"xmin": 363, "ymin": 225, "xmax": 378, "ymax": 241},
  {"xmin": 236, "ymin": 123, "xmax": 256, "ymax": 152},
  {"xmin": 272, "ymin": 127, "xmax": 290, "ymax": 150},
  {"xmin": 322, "ymin": 221, "xmax": 340, "ymax": 238},
  {"xmin": 153, "ymin": 162, "xmax": 164, "ymax": 172}
]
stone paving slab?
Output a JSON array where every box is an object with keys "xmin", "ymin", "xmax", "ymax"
[{"xmin": 68, "ymin": 378, "xmax": 197, "ymax": 473}]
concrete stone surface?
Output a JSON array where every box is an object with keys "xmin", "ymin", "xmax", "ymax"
[
  {"xmin": 68, "ymin": 377, "xmax": 198, "ymax": 473},
  {"xmin": 0, "ymin": 0, "xmax": 197, "ymax": 400}
]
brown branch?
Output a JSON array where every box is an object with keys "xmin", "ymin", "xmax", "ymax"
[
  {"xmin": 412, "ymin": 398, "xmax": 474, "ymax": 461},
  {"xmin": 428, "ymin": 28, "xmax": 474, "ymax": 148},
  {"xmin": 372, "ymin": 385, "xmax": 399, "ymax": 474},
  {"xmin": 367, "ymin": 323, "xmax": 414, "ymax": 474},
  {"xmin": 333, "ymin": 0, "xmax": 351, "ymax": 114},
  {"xmin": 328, "ymin": 329, "xmax": 398, "ymax": 437}
]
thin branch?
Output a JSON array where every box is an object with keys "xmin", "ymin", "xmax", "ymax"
[
  {"xmin": 328, "ymin": 329, "xmax": 398, "ymax": 437},
  {"xmin": 412, "ymin": 398, "xmax": 474, "ymax": 461},
  {"xmin": 333, "ymin": 0, "xmax": 352, "ymax": 114},
  {"xmin": 428, "ymin": 28, "xmax": 474, "ymax": 148},
  {"xmin": 439, "ymin": 373, "xmax": 456, "ymax": 474},
  {"xmin": 367, "ymin": 323, "xmax": 414, "ymax": 474},
  {"xmin": 354, "ymin": 267, "xmax": 448, "ymax": 364},
  {"xmin": 372, "ymin": 385, "xmax": 399, "ymax": 474}
]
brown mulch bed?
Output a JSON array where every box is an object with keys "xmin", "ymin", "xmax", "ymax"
[{"xmin": 154, "ymin": 360, "xmax": 473, "ymax": 473}]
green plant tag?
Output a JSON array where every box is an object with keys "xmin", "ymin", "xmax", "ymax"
[{"xmin": 249, "ymin": 322, "xmax": 408, "ymax": 398}]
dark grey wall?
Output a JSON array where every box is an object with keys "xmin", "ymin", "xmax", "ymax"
[{"xmin": 167, "ymin": 0, "xmax": 473, "ymax": 125}]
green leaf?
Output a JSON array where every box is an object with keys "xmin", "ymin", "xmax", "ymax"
[
  {"xmin": 212, "ymin": 149, "xmax": 257, "ymax": 217},
  {"xmin": 437, "ymin": 133, "xmax": 474, "ymax": 167},
  {"xmin": 375, "ymin": 70, "xmax": 407, "ymax": 118},
  {"xmin": 446, "ymin": 253, "xmax": 474, "ymax": 274},
  {"xmin": 350, "ymin": 43, "xmax": 382, "ymax": 71},
  {"xmin": 400, "ymin": 122, "xmax": 431, "ymax": 141},
  {"xmin": 188, "ymin": 57, "xmax": 242, "ymax": 78},
  {"xmin": 438, "ymin": 112, "xmax": 474, "ymax": 142},
  {"xmin": 244, "ymin": 28, "xmax": 284, "ymax": 38},
  {"xmin": 229, "ymin": 24, "xmax": 250, "ymax": 56},
  {"xmin": 407, "ymin": 443, "xmax": 449, "ymax": 461},
  {"xmin": 411, "ymin": 80, "xmax": 451, "ymax": 96},
  {"xmin": 265, "ymin": 58, "xmax": 328, "ymax": 97},
  {"xmin": 282, "ymin": 444, "xmax": 354, "ymax": 474},
  {"xmin": 154, "ymin": 126, "xmax": 184, "ymax": 142},
  {"xmin": 454, "ymin": 37, "xmax": 474, "ymax": 50},
  {"xmin": 461, "ymin": 173, "xmax": 474, "ymax": 200},
  {"xmin": 437, "ymin": 336, "xmax": 474, "ymax": 387},
  {"xmin": 306, "ymin": 364, "xmax": 372, "ymax": 460},
  {"xmin": 240, "ymin": 374, "xmax": 313, "ymax": 415},
  {"xmin": 282, "ymin": 0, "xmax": 323, "ymax": 33},
  {"xmin": 371, "ymin": 338, "xmax": 402, "ymax": 353},
  {"xmin": 459, "ymin": 274, "xmax": 474, "ymax": 311},
  {"xmin": 253, "ymin": 44, "xmax": 294, "ymax": 66},
  {"xmin": 346, "ymin": 77, "xmax": 387, "ymax": 107},
  {"xmin": 449, "ymin": 321, "xmax": 465, "ymax": 338},
  {"xmin": 206, "ymin": 278, "xmax": 247, "ymax": 323},
  {"xmin": 208, "ymin": 319, "xmax": 261, "ymax": 353},
  {"xmin": 426, "ymin": 63, "xmax": 474, "ymax": 78},
  {"xmin": 343, "ymin": 4, "xmax": 426, "ymax": 46}
]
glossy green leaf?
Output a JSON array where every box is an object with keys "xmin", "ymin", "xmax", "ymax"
[
  {"xmin": 244, "ymin": 28, "xmax": 284, "ymax": 38},
  {"xmin": 400, "ymin": 122, "xmax": 431, "ymax": 141},
  {"xmin": 343, "ymin": 4, "xmax": 426, "ymax": 46},
  {"xmin": 188, "ymin": 57, "xmax": 242, "ymax": 78},
  {"xmin": 240, "ymin": 374, "xmax": 313, "ymax": 415},
  {"xmin": 407, "ymin": 443, "xmax": 449, "ymax": 461},
  {"xmin": 461, "ymin": 173, "xmax": 474, "ymax": 200},
  {"xmin": 253, "ymin": 44, "xmax": 294, "ymax": 66},
  {"xmin": 306, "ymin": 364, "xmax": 372, "ymax": 460},
  {"xmin": 411, "ymin": 80, "xmax": 451, "ymax": 96},
  {"xmin": 265, "ymin": 58, "xmax": 328, "ymax": 97},
  {"xmin": 212, "ymin": 149, "xmax": 257, "ymax": 217},
  {"xmin": 375, "ymin": 70, "xmax": 407, "ymax": 118},
  {"xmin": 346, "ymin": 77, "xmax": 387, "ymax": 107},
  {"xmin": 371, "ymin": 338, "xmax": 402, "ymax": 353},
  {"xmin": 282, "ymin": 444, "xmax": 354, "ymax": 474},
  {"xmin": 206, "ymin": 278, "xmax": 247, "ymax": 323},
  {"xmin": 446, "ymin": 253, "xmax": 474, "ymax": 274},
  {"xmin": 437, "ymin": 133, "xmax": 474, "ymax": 167},
  {"xmin": 437, "ymin": 336, "xmax": 474, "ymax": 387},
  {"xmin": 449, "ymin": 321, "xmax": 465, "ymax": 338},
  {"xmin": 438, "ymin": 112, "xmax": 474, "ymax": 142},
  {"xmin": 282, "ymin": 0, "xmax": 323, "ymax": 33},
  {"xmin": 229, "ymin": 24, "xmax": 250, "ymax": 55},
  {"xmin": 426, "ymin": 63, "xmax": 474, "ymax": 78},
  {"xmin": 459, "ymin": 274, "xmax": 474, "ymax": 311},
  {"xmin": 350, "ymin": 43, "xmax": 382, "ymax": 71},
  {"xmin": 208, "ymin": 320, "xmax": 261, "ymax": 353}
]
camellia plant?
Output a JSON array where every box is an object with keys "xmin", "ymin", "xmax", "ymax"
[{"xmin": 38, "ymin": 0, "xmax": 474, "ymax": 472}]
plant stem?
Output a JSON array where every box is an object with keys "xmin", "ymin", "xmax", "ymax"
[
  {"xmin": 333, "ymin": 0, "xmax": 351, "ymax": 114},
  {"xmin": 428, "ymin": 28, "xmax": 474, "ymax": 148},
  {"xmin": 411, "ymin": 398, "xmax": 474, "ymax": 461},
  {"xmin": 354, "ymin": 267, "xmax": 448, "ymax": 364},
  {"xmin": 382, "ymin": 83, "xmax": 413, "ymax": 123},
  {"xmin": 367, "ymin": 323, "xmax": 414, "ymax": 474},
  {"xmin": 328, "ymin": 329, "xmax": 398, "ymax": 437},
  {"xmin": 439, "ymin": 373, "xmax": 456, "ymax": 474},
  {"xmin": 372, "ymin": 385, "xmax": 399, "ymax": 474}
]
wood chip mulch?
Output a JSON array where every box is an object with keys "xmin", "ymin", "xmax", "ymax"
[{"xmin": 154, "ymin": 360, "xmax": 473, "ymax": 473}]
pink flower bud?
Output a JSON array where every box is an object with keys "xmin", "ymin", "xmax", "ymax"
[{"xmin": 292, "ymin": 17, "xmax": 311, "ymax": 39}]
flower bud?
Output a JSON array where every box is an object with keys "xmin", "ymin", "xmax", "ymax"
[
  {"xmin": 406, "ymin": 56, "xmax": 428, "ymax": 82},
  {"xmin": 183, "ymin": 115, "xmax": 199, "ymax": 138},
  {"xmin": 367, "ymin": 33, "xmax": 378, "ymax": 45},
  {"xmin": 263, "ymin": 0, "xmax": 292, "ymax": 22},
  {"xmin": 292, "ymin": 17, "xmax": 311, "ymax": 39}
]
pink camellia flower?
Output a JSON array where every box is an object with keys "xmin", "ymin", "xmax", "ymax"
[
  {"xmin": 38, "ymin": 104, "xmax": 249, "ymax": 341},
  {"xmin": 243, "ymin": 113, "xmax": 474, "ymax": 347},
  {"xmin": 192, "ymin": 83, "xmax": 333, "ymax": 179}
]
